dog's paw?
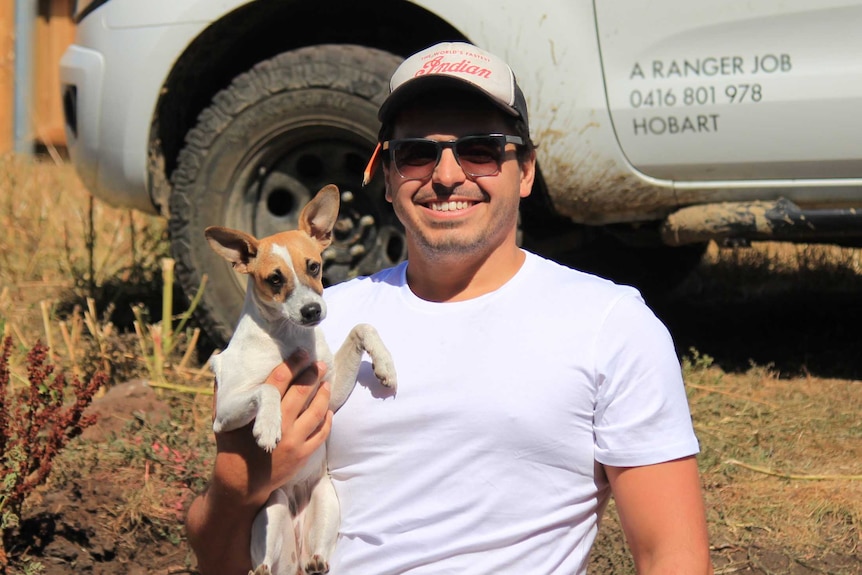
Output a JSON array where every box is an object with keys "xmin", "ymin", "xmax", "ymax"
[
  {"xmin": 250, "ymin": 564, "xmax": 271, "ymax": 575},
  {"xmin": 304, "ymin": 555, "xmax": 330, "ymax": 574},
  {"xmin": 252, "ymin": 416, "xmax": 282, "ymax": 452},
  {"xmin": 377, "ymin": 372, "xmax": 397, "ymax": 390},
  {"xmin": 372, "ymin": 359, "xmax": 398, "ymax": 391}
]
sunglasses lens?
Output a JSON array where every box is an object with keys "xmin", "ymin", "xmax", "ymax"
[
  {"xmin": 393, "ymin": 140, "xmax": 439, "ymax": 180},
  {"xmin": 388, "ymin": 135, "xmax": 514, "ymax": 180},
  {"xmin": 455, "ymin": 137, "xmax": 504, "ymax": 176}
]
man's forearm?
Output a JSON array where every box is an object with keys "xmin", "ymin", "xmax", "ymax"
[
  {"xmin": 636, "ymin": 549, "xmax": 714, "ymax": 575},
  {"xmin": 186, "ymin": 448, "xmax": 276, "ymax": 575},
  {"xmin": 186, "ymin": 481, "xmax": 262, "ymax": 575}
]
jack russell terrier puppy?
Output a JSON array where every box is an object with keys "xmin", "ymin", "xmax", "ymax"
[{"xmin": 205, "ymin": 184, "xmax": 397, "ymax": 575}]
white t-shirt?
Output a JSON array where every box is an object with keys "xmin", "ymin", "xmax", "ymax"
[{"xmin": 322, "ymin": 251, "xmax": 699, "ymax": 574}]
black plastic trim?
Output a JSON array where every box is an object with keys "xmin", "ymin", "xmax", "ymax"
[{"xmin": 75, "ymin": 0, "xmax": 111, "ymax": 24}]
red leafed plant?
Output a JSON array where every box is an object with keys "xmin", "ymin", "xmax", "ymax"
[{"xmin": 0, "ymin": 335, "xmax": 106, "ymax": 568}]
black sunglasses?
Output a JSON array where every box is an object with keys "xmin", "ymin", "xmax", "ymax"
[{"xmin": 382, "ymin": 134, "xmax": 524, "ymax": 181}]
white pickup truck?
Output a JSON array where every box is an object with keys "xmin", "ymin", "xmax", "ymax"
[{"xmin": 61, "ymin": 0, "xmax": 862, "ymax": 344}]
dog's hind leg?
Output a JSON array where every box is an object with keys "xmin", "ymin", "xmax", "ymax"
[
  {"xmin": 329, "ymin": 324, "xmax": 397, "ymax": 410},
  {"xmin": 251, "ymin": 487, "xmax": 299, "ymax": 575},
  {"xmin": 299, "ymin": 474, "xmax": 340, "ymax": 574}
]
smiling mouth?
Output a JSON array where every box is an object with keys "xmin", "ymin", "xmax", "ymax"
[{"xmin": 429, "ymin": 200, "xmax": 473, "ymax": 212}]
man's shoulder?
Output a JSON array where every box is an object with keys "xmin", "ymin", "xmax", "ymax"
[
  {"xmin": 518, "ymin": 252, "xmax": 658, "ymax": 331},
  {"xmin": 321, "ymin": 264, "xmax": 405, "ymax": 339},
  {"xmin": 523, "ymin": 251, "xmax": 642, "ymax": 299},
  {"xmin": 324, "ymin": 262, "xmax": 406, "ymax": 303}
]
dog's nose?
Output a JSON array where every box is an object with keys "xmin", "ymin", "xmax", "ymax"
[{"xmin": 300, "ymin": 302, "xmax": 322, "ymax": 325}]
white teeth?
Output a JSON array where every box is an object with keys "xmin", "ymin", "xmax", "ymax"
[{"xmin": 431, "ymin": 201, "xmax": 470, "ymax": 212}]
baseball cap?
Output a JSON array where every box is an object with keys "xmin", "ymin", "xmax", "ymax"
[
  {"xmin": 378, "ymin": 42, "xmax": 529, "ymax": 129},
  {"xmin": 362, "ymin": 42, "xmax": 529, "ymax": 186}
]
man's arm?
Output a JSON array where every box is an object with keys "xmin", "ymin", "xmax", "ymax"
[
  {"xmin": 185, "ymin": 352, "xmax": 332, "ymax": 575},
  {"xmin": 605, "ymin": 455, "xmax": 713, "ymax": 575}
]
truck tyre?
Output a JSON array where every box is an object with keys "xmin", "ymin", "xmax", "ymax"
[{"xmin": 169, "ymin": 45, "xmax": 404, "ymax": 346}]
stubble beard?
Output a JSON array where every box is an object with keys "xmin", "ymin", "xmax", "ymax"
[
  {"xmin": 411, "ymin": 220, "xmax": 478, "ymax": 257},
  {"xmin": 411, "ymin": 211, "xmax": 517, "ymax": 261}
]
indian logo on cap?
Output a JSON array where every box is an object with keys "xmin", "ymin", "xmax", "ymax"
[{"xmin": 414, "ymin": 55, "xmax": 493, "ymax": 80}]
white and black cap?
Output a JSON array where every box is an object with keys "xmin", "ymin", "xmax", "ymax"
[{"xmin": 378, "ymin": 41, "xmax": 529, "ymax": 129}]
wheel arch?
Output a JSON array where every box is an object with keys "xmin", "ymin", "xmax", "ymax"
[{"xmin": 147, "ymin": 0, "xmax": 466, "ymax": 214}]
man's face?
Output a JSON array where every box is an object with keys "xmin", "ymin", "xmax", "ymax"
[{"xmin": 383, "ymin": 99, "xmax": 535, "ymax": 261}]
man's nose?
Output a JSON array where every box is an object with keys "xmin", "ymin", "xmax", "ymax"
[{"xmin": 432, "ymin": 148, "xmax": 466, "ymax": 186}]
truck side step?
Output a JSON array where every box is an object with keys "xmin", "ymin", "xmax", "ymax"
[{"xmin": 661, "ymin": 198, "xmax": 862, "ymax": 247}]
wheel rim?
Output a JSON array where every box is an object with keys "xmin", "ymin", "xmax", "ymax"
[{"xmin": 224, "ymin": 121, "xmax": 406, "ymax": 289}]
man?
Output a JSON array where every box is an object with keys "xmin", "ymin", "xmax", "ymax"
[{"xmin": 186, "ymin": 42, "xmax": 713, "ymax": 574}]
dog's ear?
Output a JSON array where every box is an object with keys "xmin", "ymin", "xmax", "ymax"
[
  {"xmin": 300, "ymin": 185, "xmax": 340, "ymax": 250},
  {"xmin": 204, "ymin": 226, "xmax": 259, "ymax": 274}
]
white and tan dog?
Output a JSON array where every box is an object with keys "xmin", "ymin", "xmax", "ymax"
[{"xmin": 205, "ymin": 184, "xmax": 396, "ymax": 575}]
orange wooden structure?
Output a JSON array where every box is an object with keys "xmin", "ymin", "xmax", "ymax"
[
  {"xmin": 0, "ymin": 1, "xmax": 14, "ymax": 153},
  {"xmin": 34, "ymin": 0, "xmax": 75, "ymax": 148},
  {"xmin": 0, "ymin": 0, "xmax": 75, "ymax": 154}
]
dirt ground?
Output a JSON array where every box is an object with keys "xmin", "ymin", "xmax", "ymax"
[
  {"xmin": 5, "ymin": 379, "xmax": 196, "ymax": 575},
  {"xmin": 6, "ymin": 253, "xmax": 862, "ymax": 575}
]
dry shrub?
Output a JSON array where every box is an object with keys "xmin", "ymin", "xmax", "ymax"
[{"xmin": 0, "ymin": 336, "xmax": 106, "ymax": 567}]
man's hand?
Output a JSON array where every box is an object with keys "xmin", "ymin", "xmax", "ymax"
[
  {"xmin": 186, "ymin": 351, "xmax": 333, "ymax": 575},
  {"xmin": 212, "ymin": 351, "xmax": 332, "ymax": 505}
]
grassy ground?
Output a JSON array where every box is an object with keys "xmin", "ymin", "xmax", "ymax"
[{"xmin": 1, "ymin": 155, "xmax": 860, "ymax": 574}]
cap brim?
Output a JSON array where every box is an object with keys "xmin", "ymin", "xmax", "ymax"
[{"xmin": 378, "ymin": 75, "xmax": 520, "ymax": 124}]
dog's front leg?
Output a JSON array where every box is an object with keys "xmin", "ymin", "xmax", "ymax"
[
  {"xmin": 251, "ymin": 487, "xmax": 299, "ymax": 575},
  {"xmin": 329, "ymin": 324, "xmax": 397, "ymax": 410},
  {"xmin": 213, "ymin": 383, "xmax": 283, "ymax": 452}
]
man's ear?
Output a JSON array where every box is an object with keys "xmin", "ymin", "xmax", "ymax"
[
  {"xmin": 519, "ymin": 150, "xmax": 537, "ymax": 199},
  {"xmin": 383, "ymin": 164, "xmax": 394, "ymax": 202}
]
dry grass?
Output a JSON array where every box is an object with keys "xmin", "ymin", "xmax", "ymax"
[
  {"xmin": 0, "ymin": 154, "xmax": 207, "ymax": 388},
  {"xmin": 680, "ymin": 240, "xmax": 862, "ymax": 300},
  {"xmin": 0, "ymin": 154, "xmax": 165, "ymax": 291},
  {"xmin": 689, "ymin": 358, "xmax": 862, "ymax": 560},
  {"xmin": 3, "ymin": 155, "xmax": 862, "ymax": 573},
  {"xmin": 593, "ymin": 358, "xmax": 862, "ymax": 574}
]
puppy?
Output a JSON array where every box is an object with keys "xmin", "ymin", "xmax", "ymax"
[{"xmin": 205, "ymin": 184, "xmax": 396, "ymax": 575}]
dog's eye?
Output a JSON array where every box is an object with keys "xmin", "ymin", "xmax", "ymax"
[
  {"xmin": 307, "ymin": 260, "xmax": 321, "ymax": 277},
  {"xmin": 266, "ymin": 272, "xmax": 283, "ymax": 287}
]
